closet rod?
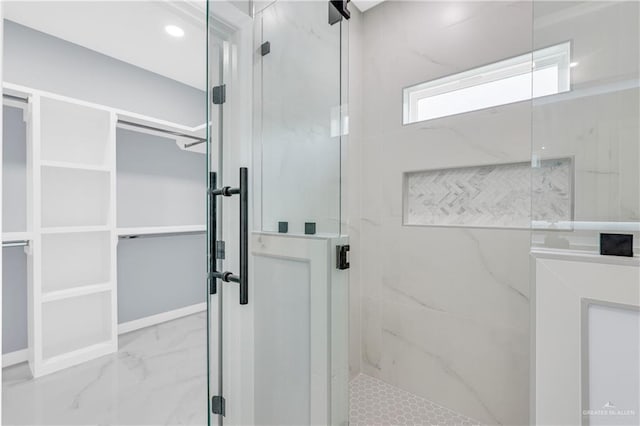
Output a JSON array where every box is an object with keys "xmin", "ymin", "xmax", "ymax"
[
  {"xmin": 2, "ymin": 240, "xmax": 29, "ymax": 248},
  {"xmin": 118, "ymin": 230, "xmax": 206, "ymax": 240},
  {"xmin": 183, "ymin": 139, "xmax": 206, "ymax": 148},
  {"xmin": 117, "ymin": 120, "xmax": 206, "ymax": 147},
  {"xmin": 2, "ymin": 94, "xmax": 29, "ymax": 103}
]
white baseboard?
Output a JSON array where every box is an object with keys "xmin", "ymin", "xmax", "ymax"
[
  {"xmin": 118, "ymin": 302, "xmax": 207, "ymax": 335},
  {"xmin": 2, "ymin": 303, "xmax": 207, "ymax": 369},
  {"xmin": 2, "ymin": 349, "xmax": 28, "ymax": 368}
]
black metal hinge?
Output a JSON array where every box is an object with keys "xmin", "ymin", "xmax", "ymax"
[
  {"xmin": 212, "ymin": 395, "xmax": 226, "ymax": 416},
  {"xmin": 261, "ymin": 41, "xmax": 271, "ymax": 56},
  {"xmin": 329, "ymin": 0, "xmax": 351, "ymax": 25},
  {"xmin": 216, "ymin": 240, "xmax": 226, "ymax": 260},
  {"xmin": 212, "ymin": 85, "xmax": 226, "ymax": 105},
  {"xmin": 337, "ymin": 244, "xmax": 350, "ymax": 270}
]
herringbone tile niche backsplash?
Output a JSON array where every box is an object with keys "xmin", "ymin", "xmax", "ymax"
[{"xmin": 404, "ymin": 158, "xmax": 573, "ymax": 229}]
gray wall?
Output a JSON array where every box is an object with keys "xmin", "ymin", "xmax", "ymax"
[
  {"xmin": 116, "ymin": 128, "xmax": 206, "ymax": 324},
  {"xmin": 3, "ymin": 20, "xmax": 205, "ymax": 127},
  {"xmin": 117, "ymin": 234, "xmax": 206, "ymax": 324},
  {"xmin": 2, "ymin": 105, "xmax": 27, "ymax": 355},
  {"xmin": 2, "ymin": 105, "xmax": 26, "ymax": 233},
  {"xmin": 2, "ymin": 247, "xmax": 27, "ymax": 354},
  {"xmin": 116, "ymin": 129, "xmax": 206, "ymax": 228}
]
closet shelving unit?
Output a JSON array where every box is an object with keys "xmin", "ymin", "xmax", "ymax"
[{"xmin": 3, "ymin": 82, "xmax": 207, "ymax": 377}]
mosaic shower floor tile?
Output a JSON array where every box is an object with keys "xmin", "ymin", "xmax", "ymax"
[{"xmin": 350, "ymin": 374, "xmax": 483, "ymax": 426}]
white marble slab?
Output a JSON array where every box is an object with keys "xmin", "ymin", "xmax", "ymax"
[{"xmin": 356, "ymin": 2, "xmax": 534, "ymax": 424}]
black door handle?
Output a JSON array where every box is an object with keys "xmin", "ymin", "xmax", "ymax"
[
  {"xmin": 209, "ymin": 171, "xmax": 218, "ymax": 295},
  {"xmin": 238, "ymin": 167, "xmax": 248, "ymax": 305},
  {"xmin": 208, "ymin": 168, "xmax": 248, "ymax": 305}
]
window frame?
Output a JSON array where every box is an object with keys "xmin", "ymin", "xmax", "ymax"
[{"xmin": 402, "ymin": 41, "xmax": 572, "ymax": 124}]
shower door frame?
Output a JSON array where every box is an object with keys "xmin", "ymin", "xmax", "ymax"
[
  {"xmin": 206, "ymin": 3, "xmax": 255, "ymax": 425},
  {"xmin": 206, "ymin": 1, "xmax": 350, "ymax": 425}
]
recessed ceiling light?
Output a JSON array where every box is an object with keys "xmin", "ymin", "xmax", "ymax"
[
  {"xmin": 165, "ymin": 25, "xmax": 184, "ymax": 38},
  {"xmin": 570, "ymin": 61, "xmax": 579, "ymax": 68}
]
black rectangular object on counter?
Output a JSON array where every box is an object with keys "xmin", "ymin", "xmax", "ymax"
[
  {"xmin": 600, "ymin": 233, "xmax": 633, "ymax": 257},
  {"xmin": 305, "ymin": 222, "xmax": 316, "ymax": 235}
]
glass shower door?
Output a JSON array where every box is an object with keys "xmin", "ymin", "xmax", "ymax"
[
  {"xmin": 531, "ymin": 2, "xmax": 640, "ymax": 424},
  {"xmin": 206, "ymin": 1, "xmax": 349, "ymax": 425}
]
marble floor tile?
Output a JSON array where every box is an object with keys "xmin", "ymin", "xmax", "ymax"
[
  {"xmin": 2, "ymin": 313, "xmax": 208, "ymax": 426},
  {"xmin": 350, "ymin": 374, "xmax": 483, "ymax": 426},
  {"xmin": 5, "ymin": 314, "xmax": 482, "ymax": 426}
]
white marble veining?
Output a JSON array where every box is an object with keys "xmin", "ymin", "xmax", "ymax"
[
  {"xmin": 356, "ymin": 2, "xmax": 532, "ymax": 424},
  {"xmin": 350, "ymin": 374, "xmax": 483, "ymax": 426},
  {"xmin": 406, "ymin": 158, "xmax": 571, "ymax": 228},
  {"xmin": 359, "ymin": 228, "xmax": 531, "ymax": 425},
  {"xmin": 353, "ymin": 2, "xmax": 637, "ymax": 424},
  {"xmin": 2, "ymin": 313, "xmax": 208, "ymax": 426}
]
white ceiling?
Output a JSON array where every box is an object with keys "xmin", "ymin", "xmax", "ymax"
[
  {"xmin": 4, "ymin": 1, "xmax": 209, "ymax": 90},
  {"xmin": 3, "ymin": 0, "xmax": 385, "ymax": 90},
  {"xmin": 351, "ymin": 0, "xmax": 385, "ymax": 13}
]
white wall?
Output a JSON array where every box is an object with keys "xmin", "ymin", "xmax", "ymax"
[{"xmin": 352, "ymin": 2, "xmax": 532, "ymax": 424}]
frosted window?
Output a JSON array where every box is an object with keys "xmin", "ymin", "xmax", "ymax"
[{"xmin": 403, "ymin": 42, "xmax": 571, "ymax": 124}]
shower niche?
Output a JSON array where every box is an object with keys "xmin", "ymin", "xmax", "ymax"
[{"xmin": 403, "ymin": 158, "xmax": 573, "ymax": 229}]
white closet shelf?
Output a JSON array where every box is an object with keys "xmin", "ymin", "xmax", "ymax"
[
  {"xmin": 41, "ymin": 160, "xmax": 111, "ymax": 173},
  {"xmin": 2, "ymin": 231, "xmax": 33, "ymax": 241},
  {"xmin": 41, "ymin": 226, "xmax": 111, "ymax": 234},
  {"xmin": 4, "ymin": 82, "xmax": 206, "ymax": 138},
  {"xmin": 117, "ymin": 225, "xmax": 206, "ymax": 237},
  {"xmin": 41, "ymin": 282, "xmax": 112, "ymax": 303}
]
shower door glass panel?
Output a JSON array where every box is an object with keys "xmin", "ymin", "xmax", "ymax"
[
  {"xmin": 531, "ymin": 1, "xmax": 640, "ymax": 249},
  {"xmin": 259, "ymin": 0, "xmax": 344, "ymax": 236},
  {"xmin": 255, "ymin": 2, "xmax": 348, "ymax": 423},
  {"xmin": 531, "ymin": 2, "xmax": 640, "ymax": 424}
]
